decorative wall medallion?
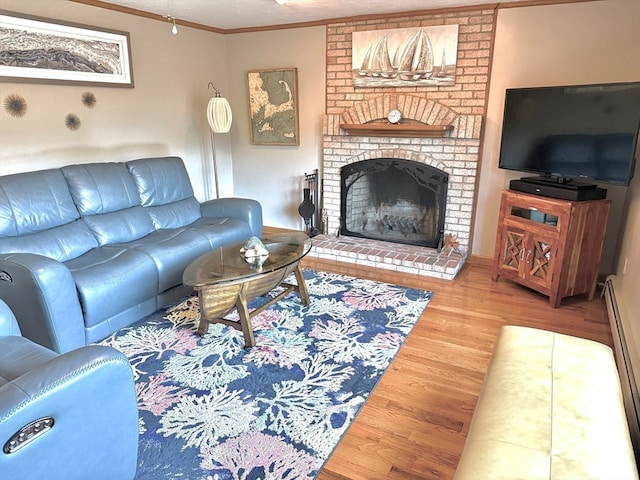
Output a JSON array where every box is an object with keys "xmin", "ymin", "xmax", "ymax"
[
  {"xmin": 65, "ymin": 113, "xmax": 81, "ymax": 130},
  {"xmin": 3, "ymin": 93, "xmax": 27, "ymax": 117},
  {"xmin": 81, "ymin": 91, "xmax": 96, "ymax": 108}
]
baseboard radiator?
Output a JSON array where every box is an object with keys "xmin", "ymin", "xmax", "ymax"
[{"xmin": 603, "ymin": 275, "xmax": 640, "ymax": 463}]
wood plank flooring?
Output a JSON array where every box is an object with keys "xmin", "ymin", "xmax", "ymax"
[{"xmin": 298, "ymin": 252, "xmax": 612, "ymax": 480}]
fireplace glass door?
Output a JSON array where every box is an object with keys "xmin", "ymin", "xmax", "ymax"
[{"xmin": 340, "ymin": 158, "xmax": 448, "ymax": 248}]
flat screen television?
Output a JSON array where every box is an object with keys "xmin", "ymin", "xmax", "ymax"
[{"xmin": 498, "ymin": 82, "xmax": 640, "ymax": 187}]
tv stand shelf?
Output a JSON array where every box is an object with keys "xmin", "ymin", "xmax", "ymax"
[{"xmin": 492, "ymin": 189, "xmax": 611, "ymax": 307}]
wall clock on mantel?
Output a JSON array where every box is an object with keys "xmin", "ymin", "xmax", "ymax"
[{"xmin": 387, "ymin": 108, "xmax": 402, "ymax": 124}]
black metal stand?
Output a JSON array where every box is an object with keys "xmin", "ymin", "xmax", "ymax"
[{"xmin": 298, "ymin": 169, "xmax": 321, "ymax": 237}]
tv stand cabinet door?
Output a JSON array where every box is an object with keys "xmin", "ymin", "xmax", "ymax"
[
  {"xmin": 492, "ymin": 225, "xmax": 525, "ymax": 280},
  {"xmin": 520, "ymin": 228, "xmax": 558, "ymax": 296},
  {"xmin": 493, "ymin": 222, "xmax": 557, "ymax": 294}
]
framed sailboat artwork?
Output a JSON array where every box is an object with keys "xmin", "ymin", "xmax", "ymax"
[{"xmin": 352, "ymin": 25, "xmax": 459, "ymax": 88}]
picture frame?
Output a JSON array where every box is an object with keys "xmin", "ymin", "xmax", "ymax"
[
  {"xmin": 247, "ymin": 67, "xmax": 299, "ymax": 146},
  {"xmin": 0, "ymin": 10, "xmax": 134, "ymax": 87},
  {"xmin": 352, "ymin": 25, "xmax": 459, "ymax": 88}
]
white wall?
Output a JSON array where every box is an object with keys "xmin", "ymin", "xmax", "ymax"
[
  {"xmin": 474, "ymin": 0, "xmax": 640, "ymax": 273},
  {"xmin": 614, "ymin": 165, "xmax": 640, "ymax": 362},
  {"xmin": 225, "ymin": 27, "xmax": 326, "ymax": 230},
  {"xmin": 0, "ymin": 0, "xmax": 230, "ymax": 201}
]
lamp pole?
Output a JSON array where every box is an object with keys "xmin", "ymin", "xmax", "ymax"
[{"xmin": 206, "ymin": 82, "xmax": 232, "ymax": 199}]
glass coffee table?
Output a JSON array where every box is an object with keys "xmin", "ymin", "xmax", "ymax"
[{"xmin": 182, "ymin": 232, "xmax": 312, "ymax": 347}]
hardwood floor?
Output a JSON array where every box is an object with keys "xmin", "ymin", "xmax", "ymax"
[{"xmin": 299, "ymin": 254, "xmax": 613, "ymax": 480}]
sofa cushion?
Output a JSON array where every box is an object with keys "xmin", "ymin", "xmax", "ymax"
[
  {"xmin": 114, "ymin": 229, "xmax": 212, "ymax": 292},
  {"xmin": 65, "ymin": 247, "xmax": 158, "ymax": 328},
  {"xmin": 0, "ymin": 220, "xmax": 99, "ymax": 262},
  {"xmin": 0, "ymin": 169, "xmax": 98, "ymax": 261},
  {"xmin": 61, "ymin": 163, "xmax": 142, "ymax": 215},
  {"xmin": 145, "ymin": 198, "xmax": 202, "ymax": 229},
  {"xmin": 0, "ymin": 299, "xmax": 21, "ymax": 337},
  {"xmin": 61, "ymin": 163, "xmax": 156, "ymax": 245},
  {"xmin": 81, "ymin": 206, "xmax": 155, "ymax": 247},
  {"xmin": 0, "ymin": 169, "xmax": 79, "ymax": 233},
  {"xmin": 189, "ymin": 217, "xmax": 254, "ymax": 249},
  {"xmin": 127, "ymin": 157, "xmax": 201, "ymax": 228},
  {"xmin": 0, "ymin": 336, "xmax": 58, "ymax": 387}
]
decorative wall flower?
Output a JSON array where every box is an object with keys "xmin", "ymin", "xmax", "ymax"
[
  {"xmin": 82, "ymin": 91, "xmax": 96, "ymax": 108},
  {"xmin": 3, "ymin": 94, "xmax": 27, "ymax": 118},
  {"xmin": 65, "ymin": 113, "xmax": 81, "ymax": 131}
]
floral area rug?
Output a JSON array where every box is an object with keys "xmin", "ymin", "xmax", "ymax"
[{"xmin": 100, "ymin": 269, "xmax": 433, "ymax": 479}]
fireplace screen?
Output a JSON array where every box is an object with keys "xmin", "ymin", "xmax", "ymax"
[{"xmin": 340, "ymin": 158, "xmax": 448, "ymax": 248}]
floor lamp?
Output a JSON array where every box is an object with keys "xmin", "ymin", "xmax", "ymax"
[{"xmin": 206, "ymin": 82, "xmax": 232, "ymax": 198}]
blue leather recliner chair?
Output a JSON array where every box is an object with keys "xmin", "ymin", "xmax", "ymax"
[{"xmin": 0, "ymin": 300, "xmax": 139, "ymax": 479}]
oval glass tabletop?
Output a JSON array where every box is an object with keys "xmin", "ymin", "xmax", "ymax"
[{"xmin": 183, "ymin": 232, "xmax": 311, "ymax": 288}]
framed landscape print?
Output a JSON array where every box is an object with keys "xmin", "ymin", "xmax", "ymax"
[
  {"xmin": 247, "ymin": 67, "xmax": 299, "ymax": 145},
  {"xmin": 0, "ymin": 11, "xmax": 134, "ymax": 87}
]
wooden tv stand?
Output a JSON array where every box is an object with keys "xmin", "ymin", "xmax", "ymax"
[{"xmin": 492, "ymin": 189, "xmax": 611, "ymax": 307}]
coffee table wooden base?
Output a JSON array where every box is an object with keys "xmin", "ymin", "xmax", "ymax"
[{"xmin": 194, "ymin": 262, "xmax": 310, "ymax": 348}]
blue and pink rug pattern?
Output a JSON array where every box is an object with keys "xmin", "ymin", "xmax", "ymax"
[{"xmin": 100, "ymin": 269, "xmax": 432, "ymax": 479}]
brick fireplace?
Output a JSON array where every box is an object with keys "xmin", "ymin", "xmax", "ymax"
[
  {"xmin": 305, "ymin": 6, "xmax": 494, "ymax": 279},
  {"xmin": 307, "ymin": 94, "xmax": 482, "ymax": 280}
]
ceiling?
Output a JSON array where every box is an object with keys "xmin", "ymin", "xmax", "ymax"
[{"xmin": 90, "ymin": 0, "xmax": 527, "ymax": 32}]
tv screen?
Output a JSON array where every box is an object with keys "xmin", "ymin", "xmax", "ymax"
[{"xmin": 498, "ymin": 82, "xmax": 640, "ymax": 186}]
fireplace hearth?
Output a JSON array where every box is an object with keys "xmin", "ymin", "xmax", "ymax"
[{"xmin": 340, "ymin": 158, "xmax": 447, "ymax": 248}]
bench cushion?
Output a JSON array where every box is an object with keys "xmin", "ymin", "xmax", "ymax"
[{"xmin": 455, "ymin": 325, "xmax": 638, "ymax": 480}]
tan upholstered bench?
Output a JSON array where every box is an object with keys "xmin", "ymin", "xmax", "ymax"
[{"xmin": 455, "ymin": 325, "xmax": 638, "ymax": 479}]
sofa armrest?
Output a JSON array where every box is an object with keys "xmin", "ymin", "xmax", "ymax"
[
  {"xmin": 0, "ymin": 343, "xmax": 138, "ymax": 480},
  {"xmin": 0, "ymin": 254, "xmax": 86, "ymax": 353},
  {"xmin": 200, "ymin": 197, "xmax": 263, "ymax": 237}
]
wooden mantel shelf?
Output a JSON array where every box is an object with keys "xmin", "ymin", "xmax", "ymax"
[{"xmin": 340, "ymin": 123, "xmax": 454, "ymax": 137}]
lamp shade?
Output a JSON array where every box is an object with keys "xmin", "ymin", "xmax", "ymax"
[{"xmin": 206, "ymin": 96, "xmax": 232, "ymax": 133}]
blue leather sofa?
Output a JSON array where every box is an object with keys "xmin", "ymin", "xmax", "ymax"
[
  {"xmin": 0, "ymin": 156, "xmax": 262, "ymax": 353},
  {"xmin": 0, "ymin": 299, "xmax": 139, "ymax": 479}
]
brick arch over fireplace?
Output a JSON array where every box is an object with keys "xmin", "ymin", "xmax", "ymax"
[
  {"xmin": 343, "ymin": 148, "xmax": 449, "ymax": 175},
  {"xmin": 340, "ymin": 94, "xmax": 458, "ymax": 127}
]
